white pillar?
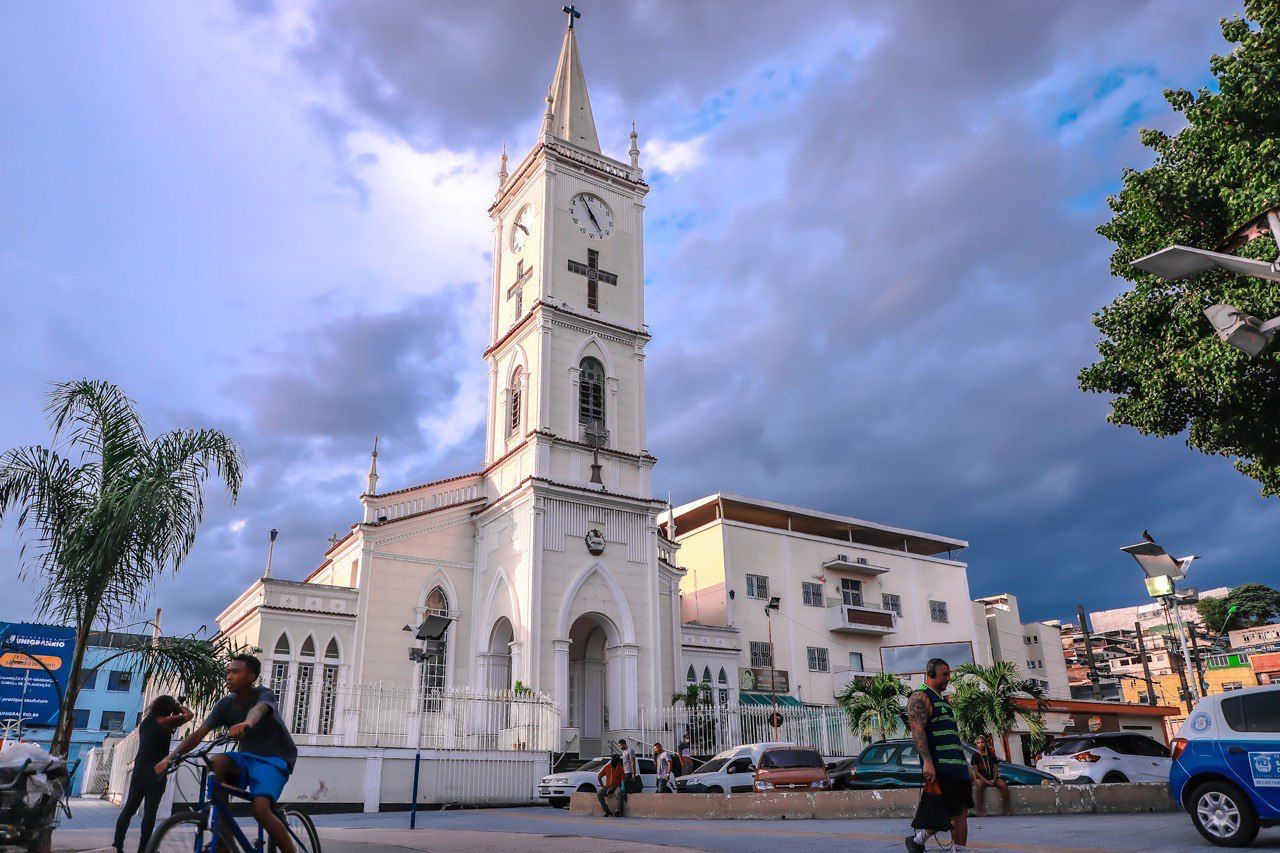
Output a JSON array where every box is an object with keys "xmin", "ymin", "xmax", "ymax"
[
  {"xmin": 553, "ymin": 639, "xmax": 571, "ymax": 727},
  {"xmin": 508, "ymin": 641, "xmax": 523, "ymax": 690},
  {"xmin": 621, "ymin": 643, "xmax": 640, "ymax": 730}
]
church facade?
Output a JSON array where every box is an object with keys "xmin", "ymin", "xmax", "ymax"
[{"xmin": 216, "ymin": 19, "xmax": 681, "ymax": 759}]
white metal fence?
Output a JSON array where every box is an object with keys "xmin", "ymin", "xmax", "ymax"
[{"xmin": 637, "ymin": 702, "xmax": 862, "ymax": 759}]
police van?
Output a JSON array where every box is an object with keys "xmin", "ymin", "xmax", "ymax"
[{"xmin": 1170, "ymin": 684, "xmax": 1280, "ymax": 847}]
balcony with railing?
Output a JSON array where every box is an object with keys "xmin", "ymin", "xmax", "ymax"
[
  {"xmin": 822, "ymin": 554, "xmax": 890, "ymax": 576},
  {"xmin": 825, "ymin": 596, "xmax": 897, "ymax": 636}
]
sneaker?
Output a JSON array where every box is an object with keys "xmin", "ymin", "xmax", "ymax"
[
  {"xmin": 904, "ymin": 835, "xmax": 926, "ymax": 853},
  {"xmin": 601, "ymin": 810, "xmax": 613, "ymax": 817}
]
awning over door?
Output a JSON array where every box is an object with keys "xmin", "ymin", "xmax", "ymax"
[{"xmin": 738, "ymin": 692, "xmax": 804, "ymax": 708}]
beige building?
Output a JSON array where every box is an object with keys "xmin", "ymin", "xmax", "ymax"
[
  {"xmin": 1087, "ymin": 587, "xmax": 1229, "ymax": 634},
  {"xmin": 973, "ymin": 594, "xmax": 1070, "ymax": 699},
  {"xmin": 667, "ymin": 493, "xmax": 976, "ymax": 706},
  {"xmin": 1229, "ymin": 624, "xmax": 1280, "ymax": 651}
]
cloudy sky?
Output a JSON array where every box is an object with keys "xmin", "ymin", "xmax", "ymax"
[{"xmin": 1, "ymin": 0, "xmax": 1270, "ymax": 638}]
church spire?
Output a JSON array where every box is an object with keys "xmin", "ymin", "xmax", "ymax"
[
  {"xmin": 365, "ymin": 436, "xmax": 380, "ymax": 496},
  {"xmin": 541, "ymin": 7, "xmax": 600, "ymax": 152}
]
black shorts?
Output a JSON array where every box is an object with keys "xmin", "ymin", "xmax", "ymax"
[{"xmin": 938, "ymin": 774, "xmax": 974, "ymax": 816}]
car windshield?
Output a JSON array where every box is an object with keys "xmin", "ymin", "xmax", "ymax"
[
  {"xmin": 760, "ymin": 749, "xmax": 823, "ymax": 769},
  {"xmin": 579, "ymin": 758, "xmax": 610, "ymax": 772},
  {"xmin": 1044, "ymin": 737, "xmax": 1095, "ymax": 756},
  {"xmin": 697, "ymin": 757, "xmax": 729, "ymax": 774}
]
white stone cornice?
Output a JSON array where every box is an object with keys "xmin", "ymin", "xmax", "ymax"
[{"xmin": 366, "ymin": 551, "xmax": 476, "ymax": 571}]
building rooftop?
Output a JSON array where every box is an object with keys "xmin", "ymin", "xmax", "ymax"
[{"xmin": 665, "ymin": 492, "xmax": 967, "ymax": 558}]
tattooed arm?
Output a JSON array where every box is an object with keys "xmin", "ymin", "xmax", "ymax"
[{"xmin": 907, "ymin": 690, "xmax": 934, "ymax": 786}]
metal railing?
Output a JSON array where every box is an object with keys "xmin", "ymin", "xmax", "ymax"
[{"xmin": 638, "ymin": 702, "xmax": 862, "ymax": 759}]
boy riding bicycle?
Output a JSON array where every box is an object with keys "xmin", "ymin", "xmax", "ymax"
[{"xmin": 155, "ymin": 654, "xmax": 299, "ymax": 853}]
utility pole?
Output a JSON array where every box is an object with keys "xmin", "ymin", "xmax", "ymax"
[
  {"xmin": 1077, "ymin": 605, "xmax": 1102, "ymax": 701},
  {"xmin": 1135, "ymin": 622, "xmax": 1156, "ymax": 706},
  {"xmin": 1167, "ymin": 591, "xmax": 1201, "ymax": 702},
  {"xmin": 1162, "ymin": 603, "xmax": 1194, "ymax": 713},
  {"xmin": 1190, "ymin": 624, "xmax": 1207, "ymax": 697}
]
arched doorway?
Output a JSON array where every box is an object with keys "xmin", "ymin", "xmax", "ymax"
[
  {"xmin": 567, "ymin": 613, "xmax": 618, "ymax": 758},
  {"xmin": 486, "ymin": 618, "xmax": 514, "ymax": 691}
]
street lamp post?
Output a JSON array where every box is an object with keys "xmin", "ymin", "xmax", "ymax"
[
  {"xmin": 403, "ymin": 613, "xmax": 455, "ymax": 829},
  {"xmin": 765, "ymin": 596, "xmax": 781, "ymax": 738},
  {"xmin": 1120, "ymin": 533, "xmax": 1201, "ymax": 709}
]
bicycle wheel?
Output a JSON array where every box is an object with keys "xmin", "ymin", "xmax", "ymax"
[
  {"xmin": 144, "ymin": 811, "xmax": 217, "ymax": 853},
  {"xmin": 269, "ymin": 808, "xmax": 320, "ymax": 853}
]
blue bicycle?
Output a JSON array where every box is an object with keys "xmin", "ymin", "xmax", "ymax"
[{"xmin": 144, "ymin": 736, "xmax": 320, "ymax": 853}]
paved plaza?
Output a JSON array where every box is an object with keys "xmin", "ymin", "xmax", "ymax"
[{"xmin": 50, "ymin": 798, "xmax": 1280, "ymax": 852}]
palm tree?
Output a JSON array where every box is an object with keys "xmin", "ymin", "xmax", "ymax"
[
  {"xmin": 0, "ymin": 380, "xmax": 245, "ymax": 758},
  {"xmin": 950, "ymin": 661, "xmax": 1049, "ymax": 761},
  {"xmin": 836, "ymin": 672, "xmax": 910, "ymax": 742}
]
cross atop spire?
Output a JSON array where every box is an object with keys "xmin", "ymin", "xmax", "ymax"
[{"xmin": 541, "ymin": 7, "xmax": 600, "ymax": 152}]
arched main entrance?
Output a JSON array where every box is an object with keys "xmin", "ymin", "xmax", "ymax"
[{"xmin": 567, "ymin": 613, "xmax": 617, "ymax": 757}]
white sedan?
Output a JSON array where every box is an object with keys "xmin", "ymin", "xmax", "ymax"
[{"xmin": 537, "ymin": 755, "xmax": 659, "ymax": 807}]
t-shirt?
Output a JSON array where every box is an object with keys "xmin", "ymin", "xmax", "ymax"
[
  {"xmin": 678, "ymin": 739, "xmax": 691, "ymax": 757},
  {"xmin": 656, "ymin": 751, "xmax": 672, "ymax": 778},
  {"xmin": 971, "ymin": 751, "xmax": 1000, "ymax": 782},
  {"xmin": 133, "ymin": 718, "xmax": 173, "ymax": 774},
  {"xmin": 204, "ymin": 687, "xmax": 298, "ymax": 771},
  {"xmin": 620, "ymin": 747, "xmax": 637, "ymax": 777}
]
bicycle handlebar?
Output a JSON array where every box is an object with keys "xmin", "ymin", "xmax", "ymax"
[{"xmin": 162, "ymin": 734, "xmax": 237, "ymax": 775}]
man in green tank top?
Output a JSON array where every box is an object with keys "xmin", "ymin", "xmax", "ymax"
[{"xmin": 905, "ymin": 658, "xmax": 973, "ymax": 852}]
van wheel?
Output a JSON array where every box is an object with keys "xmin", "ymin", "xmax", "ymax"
[
  {"xmin": 1101, "ymin": 771, "xmax": 1128, "ymax": 783},
  {"xmin": 1191, "ymin": 780, "xmax": 1260, "ymax": 848}
]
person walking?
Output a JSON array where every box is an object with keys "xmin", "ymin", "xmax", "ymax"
[
  {"xmin": 678, "ymin": 732, "xmax": 692, "ymax": 776},
  {"xmin": 112, "ymin": 695, "xmax": 193, "ymax": 853},
  {"xmin": 971, "ymin": 735, "xmax": 1010, "ymax": 817},
  {"xmin": 596, "ymin": 754, "xmax": 626, "ymax": 817},
  {"xmin": 904, "ymin": 659, "xmax": 972, "ymax": 853},
  {"xmin": 653, "ymin": 743, "xmax": 674, "ymax": 793}
]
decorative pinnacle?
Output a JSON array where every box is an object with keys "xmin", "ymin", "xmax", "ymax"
[
  {"xmin": 366, "ymin": 435, "xmax": 380, "ymax": 496},
  {"xmin": 498, "ymin": 142, "xmax": 509, "ymax": 187},
  {"xmin": 629, "ymin": 121, "xmax": 640, "ymax": 169}
]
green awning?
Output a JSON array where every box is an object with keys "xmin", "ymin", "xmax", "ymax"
[{"xmin": 739, "ymin": 692, "xmax": 804, "ymax": 708}]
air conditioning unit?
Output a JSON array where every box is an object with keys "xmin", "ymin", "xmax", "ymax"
[
  {"xmin": 835, "ymin": 554, "xmax": 849, "ymax": 562},
  {"xmin": 855, "ymin": 557, "xmax": 868, "ymax": 565}
]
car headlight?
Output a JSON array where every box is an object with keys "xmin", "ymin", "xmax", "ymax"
[
  {"xmin": 754, "ymin": 781, "xmax": 774, "ymax": 790},
  {"xmin": 544, "ymin": 777, "xmax": 569, "ymax": 786},
  {"xmin": 1040, "ymin": 779, "xmax": 1052, "ymax": 786},
  {"xmin": 811, "ymin": 780, "xmax": 829, "ymax": 789}
]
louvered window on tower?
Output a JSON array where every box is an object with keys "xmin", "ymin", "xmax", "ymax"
[
  {"xmin": 578, "ymin": 357, "xmax": 605, "ymax": 429},
  {"xmin": 509, "ymin": 367, "xmax": 523, "ymax": 437}
]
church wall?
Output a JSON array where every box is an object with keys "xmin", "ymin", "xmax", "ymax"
[{"xmin": 355, "ymin": 507, "xmax": 478, "ymax": 689}]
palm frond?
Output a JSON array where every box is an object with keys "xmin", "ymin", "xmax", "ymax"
[
  {"xmin": 88, "ymin": 633, "xmax": 235, "ymax": 708},
  {"xmin": 45, "ymin": 379, "xmax": 146, "ymax": 482}
]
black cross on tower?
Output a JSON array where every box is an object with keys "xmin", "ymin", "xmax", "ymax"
[
  {"xmin": 567, "ymin": 248, "xmax": 618, "ymax": 312},
  {"xmin": 562, "ymin": 4, "xmax": 581, "ymax": 29}
]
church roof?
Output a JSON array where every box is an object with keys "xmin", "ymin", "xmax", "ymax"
[{"xmin": 542, "ymin": 23, "xmax": 600, "ymax": 152}]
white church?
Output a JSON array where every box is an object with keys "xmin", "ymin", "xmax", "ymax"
[{"xmin": 212, "ymin": 14, "xmax": 1062, "ymax": 776}]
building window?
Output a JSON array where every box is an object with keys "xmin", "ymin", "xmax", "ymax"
[
  {"xmin": 807, "ymin": 647, "xmax": 830, "ymax": 672},
  {"xmin": 1223, "ymin": 681, "xmax": 1243, "ymax": 691},
  {"xmin": 421, "ymin": 586, "xmax": 450, "ymax": 712},
  {"xmin": 73, "ymin": 709, "xmax": 90, "ymax": 730},
  {"xmin": 718, "ymin": 667, "xmax": 728, "ymax": 685},
  {"xmin": 840, "ymin": 578, "xmax": 863, "ymax": 607},
  {"xmin": 686, "ymin": 664, "xmax": 696, "ymax": 685},
  {"xmin": 318, "ymin": 663, "xmax": 340, "ymax": 735},
  {"xmin": 270, "ymin": 661, "xmax": 291, "ymax": 710},
  {"xmin": 749, "ymin": 641, "xmax": 773, "ymax": 668},
  {"xmin": 578, "ymin": 357, "xmax": 606, "ymax": 429},
  {"xmin": 77, "ymin": 669, "xmax": 97, "ymax": 691},
  {"xmin": 801, "ymin": 582, "xmax": 823, "ymax": 607},
  {"xmin": 106, "ymin": 670, "xmax": 133, "ymax": 692},
  {"xmin": 292, "ymin": 663, "xmax": 314, "ymax": 733},
  {"xmin": 324, "ymin": 638, "xmax": 340, "ymax": 660},
  {"xmin": 273, "ymin": 633, "xmax": 291, "ymax": 656},
  {"xmin": 849, "ymin": 651, "xmax": 865, "ymax": 673},
  {"xmin": 929, "ymin": 600, "xmax": 949, "ymax": 623},
  {"xmin": 508, "ymin": 366, "xmax": 523, "ymax": 437},
  {"xmin": 1024, "ymin": 636, "xmax": 1033, "ymax": 645},
  {"xmin": 746, "ymin": 574, "xmax": 769, "ymax": 599},
  {"xmin": 100, "ymin": 710, "xmax": 126, "ymax": 732},
  {"xmin": 718, "ymin": 688, "xmax": 729, "ymax": 706},
  {"xmin": 882, "ymin": 593, "xmax": 902, "ymax": 616}
]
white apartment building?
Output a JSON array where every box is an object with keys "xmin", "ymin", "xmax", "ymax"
[
  {"xmin": 668, "ymin": 493, "xmax": 977, "ymax": 707},
  {"xmin": 973, "ymin": 594, "xmax": 1070, "ymax": 699},
  {"xmin": 1229, "ymin": 624, "xmax": 1280, "ymax": 651},
  {"xmin": 1087, "ymin": 587, "xmax": 1230, "ymax": 634}
]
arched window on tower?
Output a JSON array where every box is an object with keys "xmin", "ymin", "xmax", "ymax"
[
  {"xmin": 578, "ymin": 357, "xmax": 606, "ymax": 437},
  {"xmin": 508, "ymin": 366, "xmax": 524, "ymax": 437},
  {"xmin": 421, "ymin": 586, "xmax": 450, "ymax": 712}
]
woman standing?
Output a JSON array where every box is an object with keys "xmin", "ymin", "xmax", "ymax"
[{"xmin": 113, "ymin": 695, "xmax": 193, "ymax": 853}]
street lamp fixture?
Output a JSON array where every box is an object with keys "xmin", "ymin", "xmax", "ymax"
[{"xmin": 1130, "ymin": 205, "xmax": 1280, "ymax": 357}]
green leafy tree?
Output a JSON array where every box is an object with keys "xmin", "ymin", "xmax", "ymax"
[
  {"xmin": 836, "ymin": 672, "xmax": 910, "ymax": 742},
  {"xmin": 1198, "ymin": 583, "xmax": 1280, "ymax": 632},
  {"xmin": 1079, "ymin": 1, "xmax": 1280, "ymax": 494},
  {"xmin": 950, "ymin": 661, "xmax": 1048, "ymax": 761},
  {"xmin": 0, "ymin": 380, "xmax": 245, "ymax": 758}
]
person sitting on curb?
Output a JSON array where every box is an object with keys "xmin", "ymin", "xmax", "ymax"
[
  {"xmin": 596, "ymin": 754, "xmax": 626, "ymax": 817},
  {"xmin": 971, "ymin": 735, "xmax": 1011, "ymax": 817}
]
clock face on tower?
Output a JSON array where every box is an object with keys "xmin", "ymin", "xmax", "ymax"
[
  {"xmin": 510, "ymin": 204, "xmax": 533, "ymax": 252},
  {"xmin": 569, "ymin": 193, "xmax": 614, "ymax": 239}
]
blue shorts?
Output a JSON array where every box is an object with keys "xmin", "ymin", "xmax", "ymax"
[{"xmin": 225, "ymin": 752, "xmax": 290, "ymax": 803}]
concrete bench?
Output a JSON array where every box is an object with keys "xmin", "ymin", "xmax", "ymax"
[{"xmin": 569, "ymin": 783, "xmax": 1178, "ymax": 820}]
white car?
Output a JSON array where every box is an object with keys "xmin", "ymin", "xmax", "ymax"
[
  {"xmin": 537, "ymin": 755, "xmax": 658, "ymax": 807},
  {"xmin": 673, "ymin": 742, "xmax": 796, "ymax": 794},
  {"xmin": 1035, "ymin": 732, "xmax": 1171, "ymax": 784}
]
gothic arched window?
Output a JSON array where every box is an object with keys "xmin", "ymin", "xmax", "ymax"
[
  {"xmin": 324, "ymin": 638, "xmax": 340, "ymax": 660},
  {"xmin": 578, "ymin": 357, "xmax": 605, "ymax": 429},
  {"xmin": 300, "ymin": 635, "xmax": 316, "ymax": 657},
  {"xmin": 273, "ymin": 634, "xmax": 291, "ymax": 656},
  {"xmin": 508, "ymin": 366, "xmax": 523, "ymax": 437},
  {"xmin": 421, "ymin": 586, "xmax": 450, "ymax": 711},
  {"xmin": 294, "ymin": 636, "xmax": 317, "ymax": 733},
  {"xmin": 686, "ymin": 665, "xmax": 696, "ymax": 684}
]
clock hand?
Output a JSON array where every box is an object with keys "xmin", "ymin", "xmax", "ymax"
[
  {"xmin": 585, "ymin": 204, "xmax": 601, "ymax": 230},
  {"xmin": 518, "ymin": 223, "xmax": 529, "ymax": 234}
]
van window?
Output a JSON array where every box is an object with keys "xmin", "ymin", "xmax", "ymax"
[
  {"xmin": 1222, "ymin": 691, "xmax": 1280, "ymax": 733},
  {"xmin": 760, "ymin": 749, "xmax": 823, "ymax": 769}
]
